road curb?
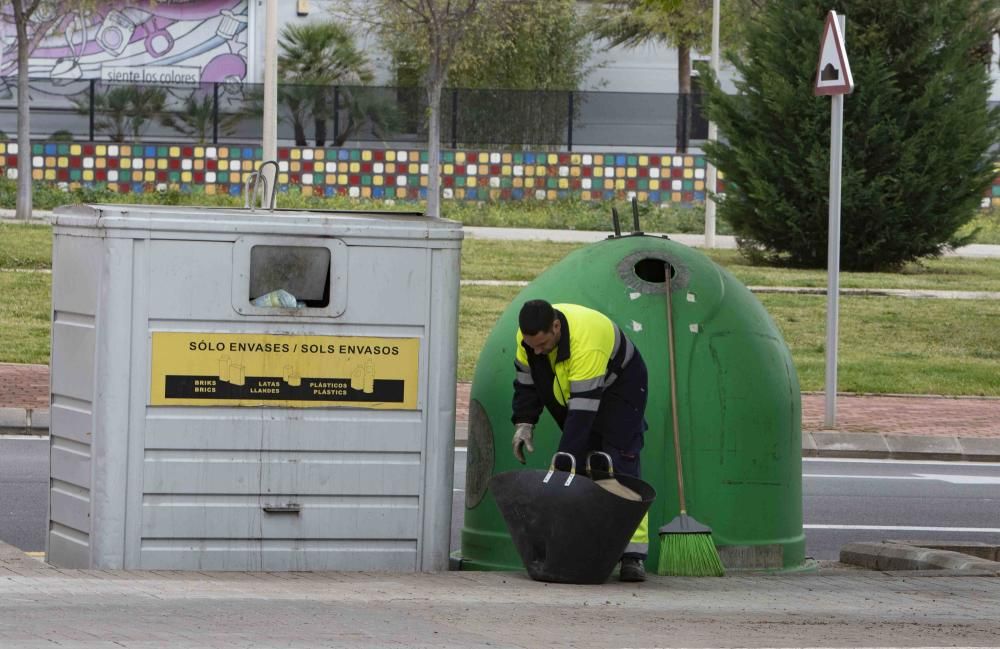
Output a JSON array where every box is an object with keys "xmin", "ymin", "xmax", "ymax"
[
  {"xmin": 803, "ymin": 430, "xmax": 1000, "ymax": 462},
  {"xmin": 840, "ymin": 541, "xmax": 1000, "ymax": 574},
  {"xmin": 0, "ymin": 407, "xmax": 48, "ymax": 436}
]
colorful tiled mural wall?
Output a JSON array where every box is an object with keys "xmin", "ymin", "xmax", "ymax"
[{"xmin": 5, "ymin": 141, "xmax": 1000, "ymax": 207}]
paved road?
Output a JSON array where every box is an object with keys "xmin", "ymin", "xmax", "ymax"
[
  {"xmin": 6, "ymin": 440, "xmax": 1000, "ymax": 562},
  {"xmin": 803, "ymin": 457, "xmax": 1000, "ymax": 559},
  {"xmin": 456, "ymin": 451, "xmax": 1000, "ymax": 562},
  {"xmin": 0, "ymin": 438, "xmax": 47, "ymax": 553}
]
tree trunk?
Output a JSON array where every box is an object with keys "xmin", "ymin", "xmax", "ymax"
[
  {"xmin": 676, "ymin": 41, "xmax": 692, "ymax": 154},
  {"xmin": 424, "ymin": 60, "xmax": 444, "ymax": 219},
  {"xmin": 292, "ymin": 118, "xmax": 307, "ymax": 147},
  {"xmin": 314, "ymin": 117, "xmax": 327, "ymax": 147},
  {"xmin": 14, "ymin": 1, "xmax": 32, "ymax": 220}
]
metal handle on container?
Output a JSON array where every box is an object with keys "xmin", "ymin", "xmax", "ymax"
[
  {"xmin": 262, "ymin": 503, "xmax": 302, "ymax": 514},
  {"xmin": 244, "ymin": 159, "xmax": 279, "ymax": 212},
  {"xmin": 586, "ymin": 451, "xmax": 615, "ymax": 479},
  {"xmin": 543, "ymin": 451, "xmax": 576, "ymax": 487}
]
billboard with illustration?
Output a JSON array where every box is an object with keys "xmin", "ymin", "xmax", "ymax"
[{"xmin": 0, "ymin": 0, "xmax": 249, "ymax": 86}]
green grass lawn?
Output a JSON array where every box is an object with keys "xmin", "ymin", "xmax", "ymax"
[
  {"xmin": 706, "ymin": 249, "xmax": 1000, "ymax": 292},
  {"xmin": 459, "ymin": 285, "xmax": 522, "ymax": 380},
  {"xmin": 0, "ymin": 270, "xmax": 50, "ymax": 364},
  {"xmin": 760, "ymin": 294, "xmax": 1000, "ymax": 395},
  {"xmin": 0, "ymin": 223, "xmax": 52, "ymax": 269},
  {"xmin": 459, "ymin": 287, "xmax": 1000, "ymax": 396},
  {"xmin": 957, "ymin": 208, "xmax": 1000, "ymax": 245},
  {"xmin": 4, "ymin": 221, "xmax": 999, "ymax": 395},
  {"xmin": 464, "ymin": 239, "xmax": 1000, "ymax": 292}
]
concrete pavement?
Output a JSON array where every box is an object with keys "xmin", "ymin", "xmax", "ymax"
[{"xmin": 3, "ymin": 540, "xmax": 1000, "ymax": 648}]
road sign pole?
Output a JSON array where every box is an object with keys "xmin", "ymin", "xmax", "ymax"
[
  {"xmin": 824, "ymin": 91, "xmax": 844, "ymax": 429},
  {"xmin": 817, "ymin": 11, "xmax": 850, "ymax": 429}
]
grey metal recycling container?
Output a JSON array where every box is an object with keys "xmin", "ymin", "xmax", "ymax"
[{"xmin": 47, "ymin": 204, "xmax": 463, "ymax": 571}]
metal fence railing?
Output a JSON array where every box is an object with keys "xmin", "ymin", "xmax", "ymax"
[
  {"xmin": 0, "ymin": 79, "xmax": 710, "ymax": 150},
  {"xmin": 5, "ymin": 78, "xmax": 992, "ymax": 151}
]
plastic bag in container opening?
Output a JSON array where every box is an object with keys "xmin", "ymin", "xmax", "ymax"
[{"xmin": 251, "ymin": 289, "xmax": 302, "ymax": 308}]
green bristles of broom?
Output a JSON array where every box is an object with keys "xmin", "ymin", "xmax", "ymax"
[
  {"xmin": 657, "ymin": 256, "xmax": 725, "ymax": 577},
  {"xmin": 656, "ymin": 513, "xmax": 725, "ymax": 577}
]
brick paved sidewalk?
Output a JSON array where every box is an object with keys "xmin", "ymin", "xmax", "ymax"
[
  {"xmin": 5, "ymin": 363, "xmax": 999, "ymax": 439},
  {"xmin": 457, "ymin": 382, "xmax": 1000, "ymax": 439},
  {"xmin": 0, "ymin": 363, "xmax": 48, "ymax": 410}
]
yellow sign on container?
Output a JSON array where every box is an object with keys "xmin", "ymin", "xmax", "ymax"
[{"xmin": 150, "ymin": 332, "xmax": 420, "ymax": 409}]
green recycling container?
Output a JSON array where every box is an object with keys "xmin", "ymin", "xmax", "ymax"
[{"xmin": 458, "ymin": 234, "xmax": 804, "ymax": 572}]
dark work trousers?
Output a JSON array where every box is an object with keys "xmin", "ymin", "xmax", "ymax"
[
  {"xmin": 585, "ymin": 354, "xmax": 649, "ymax": 560},
  {"xmin": 570, "ymin": 354, "xmax": 649, "ymax": 480}
]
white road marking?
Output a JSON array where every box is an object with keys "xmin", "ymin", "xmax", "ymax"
[
  {"xmin": 804, "ymin": 524, "xmax": 1000, "ymax": 533},
  {"xmin": 805, "ymin": 473, "xmax": 924, "ymax": 481},
  {"xmin": 804, "ymin": 457, "xmax": 1000, "ymax": 468},
  {"xmin": 805, "ymin": 473, "xmax": 1000, "ymax": 484},
  {"xmin": 914, "ymin": 473, "xmax": 1000, "ymax": 485}
]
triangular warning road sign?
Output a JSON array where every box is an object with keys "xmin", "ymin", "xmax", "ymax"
[{"xmin": 814, "ymin": 11, "xmax": 854, "ymax": 96}]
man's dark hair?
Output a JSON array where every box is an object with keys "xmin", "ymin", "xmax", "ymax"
[{"xmin": 519, "ymin": 299, "xmax": 555, "ymax": 335}]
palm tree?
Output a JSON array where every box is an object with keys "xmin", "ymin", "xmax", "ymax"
[
  {"xmin": 334, "ymin": 86, "xmax": 403, "ymax": 146},
  {"xmin": 278, "ymin": 21, "xmax": 373, "ymax": 146},
  {"xmin": 160, "ymin": 92, "xmax": 243, "ymax": 144},
  {"xmin": 76, "ymin": 85, "xmax": 167, "ymax": 142}
]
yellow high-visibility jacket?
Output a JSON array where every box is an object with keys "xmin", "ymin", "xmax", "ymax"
[{"xmin": 513, "ymin": 303, "xmax": 642, "ymax": 457}]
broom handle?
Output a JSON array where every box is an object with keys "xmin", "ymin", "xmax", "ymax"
[{"xmin": 665, "ymin": 262, "xmax": 687, "ymax": 514}]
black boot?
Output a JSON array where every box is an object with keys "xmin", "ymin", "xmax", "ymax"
[{"xmin": 619, "ymin": 557, "xmax": 646, "ymax": 582}]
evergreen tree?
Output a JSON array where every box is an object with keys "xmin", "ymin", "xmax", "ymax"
[{"xmin": 704, "ymin": 0, "xmax": 1000, "ymax": 271}]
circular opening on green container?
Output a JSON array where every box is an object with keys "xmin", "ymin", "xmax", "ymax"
[
  {"xmin": 618, "ymin": 251, "xmax": 688, "ymax": 295},
  {"xmin": 633, "ymin": 259, "xmax": 676, "ymax": 283}
]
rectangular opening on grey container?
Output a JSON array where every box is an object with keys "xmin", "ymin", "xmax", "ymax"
[{"xmin": 249, "ymin": 245, "xmax": 331, "ymax": 308}]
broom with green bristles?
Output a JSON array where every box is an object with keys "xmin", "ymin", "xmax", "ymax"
[{"xmin": 656, "ymin": 260, "xmax": 725, "ymax": 577}]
